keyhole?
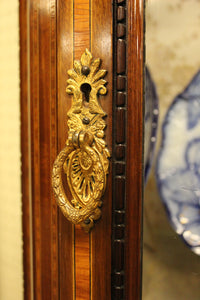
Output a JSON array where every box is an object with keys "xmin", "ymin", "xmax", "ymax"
[{"xmin": 80, "ymin": 83, "xmax": 91, "ymax": 105}]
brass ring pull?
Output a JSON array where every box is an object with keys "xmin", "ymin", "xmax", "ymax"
[{"xmin": 52, "ymin": 50, "xmax": 110, "ymax": 232}]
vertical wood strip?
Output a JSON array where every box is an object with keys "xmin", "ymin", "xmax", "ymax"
[
  {"xmin": 112, "ymin": 1, "xmax": 127, "ymax": 299},
  {"xmin": 29, "ymin": 1, "xmax": 41, "ymax": 299},
  {"xmin": 75, "ymin": 227, "xmax": 90, "ymax": 300},
  {"xmin": 38, "ymin": 2, "xmax": 53, "ymax": 298},
  {"xmin": 74, "ymin": 1, "xmax": 90, "ymax": 300},
  {"xmin": 126, "ymin": 0, "xmax": 144, "ymax": 299},
  {"xmin": 49, "ymin": 0, "xmax": 58, "ymax": 299},
  {"xmin": 57, "ymin": 0, "xmax": 74, "ymax": 299},
  {"xmin": 20, "ymin": 0, "xmax": 33, "ymax": 299},
  {"xmin": 74, "ymin": 0, "xmax": 90, "ymax": 59},
  {"xmin": 25, "ymin": 1, "xmax": 59, "ymax": 299},
  {"xmin": 91, "ymin": 0, "xmax": 113, "ymax": 299}
]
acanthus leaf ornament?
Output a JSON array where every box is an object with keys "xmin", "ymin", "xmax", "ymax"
[{"xmin": 52, "ymin": 49, "xmax": 110, "ymax": 232}]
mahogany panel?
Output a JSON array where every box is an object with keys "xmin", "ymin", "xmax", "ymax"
[
  {"xmin": 20, "ymin": 1, "xmax": 32, "ymax": 299},
  {"xmin": 74, "ymin": 0, "xmax": 90, "ymax": 59},
  {"xmin": 38, "ymin": 2, "xmax": 55, "ymax": 299},
  {"xmin": 29, "ymin": 1, "xmax": 42, "ymax": 298},
  {"xmin": 73, "ymin": 1, "xmax": 90, "ymax": 299},
  {"xmin": 91, "ymin": 0, "xmax": 113, "ymax": 299},
  {"xmin": 126, "ymin": 0, "xmax": 144, "ymax": 299},
  {"xmin": 57, "ymin": 0, "xmax": 74, "ymax": 299},
  {"xmin": 29, "ymin": 1, "xmax": 58, "ymax": 299},
  {"xmin": 49, "ymin": 1, "xmax": 58, "ymax": 298},
  {"xmin": 75, "ymin": 227, "xmax": 90, "ymax": 300},
  {"xmin": 20, "ymin": 1, "xmax": 59, "ymax": 299}
]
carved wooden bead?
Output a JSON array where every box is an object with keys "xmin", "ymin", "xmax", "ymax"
[
  {"xmin": 115, "ymin": 226, "xmax": 124, "ymax": 240},
  {"xmin": 115, "ymin": 212, "xmax": 125, "ymax": 224},
  {"xmin": 116, "ymin": 92, "xmax": 126, "ymax": 106},
  {"xmin": 115, "ymin": 162, "xmax": 125, "ymax": 175},
  {"xmin": 115, "ymin": 177, "xmax": 125, "ymax": 210},
  {"xmin": 117, "ymin": 39, "xmax": 126, "ymax": 74},
  {"xmin": 117, "ymin": 23, "xmax": 126, "ymax": 38},
  {"xmin": 116, "ymin": 108, "xmax": 125, "ymax": 144},
  {"xmin": 117, "ymin": 6, "xmax": 125, "ymax": 21},
  {"xmin": 114, "ymin": 240, "xmax": 124, "ymax": 271}
]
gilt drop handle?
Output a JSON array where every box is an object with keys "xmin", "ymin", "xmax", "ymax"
[{"xmin": 52, "ymin": 49, "xmax": 110, "ymax": 232}]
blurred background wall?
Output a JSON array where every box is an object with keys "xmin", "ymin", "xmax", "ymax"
[
  {"xmin": 0, "ymin": 1, "xmax": 23, "ymax": 299},
  {"xmin": 143, "ymin": 0, "xmax": 200, "ymax": 299}
]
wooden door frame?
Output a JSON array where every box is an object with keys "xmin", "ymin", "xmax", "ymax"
[{"xmin": 20, "ymin": 0, "xmax": 144, "ymax": 299}]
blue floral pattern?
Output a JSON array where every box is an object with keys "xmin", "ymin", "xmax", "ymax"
[
  {"xmin": 144, "ymin": 67, "xmax": 159, "ymax": 181},
  {"xmin": 157, "ymin": 70, "xmax": 200, "ymax": 255}
]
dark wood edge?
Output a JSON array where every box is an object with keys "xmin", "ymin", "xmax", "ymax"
[
  {"xmin": 126, "ymin": 0, "xmax": 144, "ymax": 299},
  {"xmin": 19, "ymin": 1, "xmax": 32, "ymax": 299}
]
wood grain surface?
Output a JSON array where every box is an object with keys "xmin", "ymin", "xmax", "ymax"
[
  {"xmin": 20, "ymin": 1, "xmax": 59, "ymax": 299},
  {"xmin": 74, "ymin": 0, "xmax": 90, "ymax": 59},
  {"xmin": 126, "ymin": 0, "xmax": 144, "ymax": 299},
  {"xmin": 74, "ymin": 1, "xmax": 90, "ymax": 300},
  {"xmin": 91, "ymin": 0, "xmax": 113, "ymax": 299},
  {"xmin": 20, "ymin": 1, "xmax": 32, "ymax": 299},
  {"xmin": 75, "ymin": 226, "xmax": 90, "ymax": 300},
  {"xmin": 57, "ymin": 0, "xmax": 74, "ymax": 299}
]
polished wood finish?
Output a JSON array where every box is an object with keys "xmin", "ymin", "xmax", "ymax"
[
  {"xmin": 20, "ymin": 0, "xmax": 144, "ymax": 299},
  {"xmin": 20, "ymin": 1, "xmax": 32, "ymax": 299},
  {"xmin": 74, "ymin": 0, "xmax": 90, "ymax": 58},
  {"xmin": 91, "ymin": 0, "xmax": 113, "ymax": 298},
  {"xmin": 20, "ymin": 1, "xmax": 59, "ymax": 299},
  {"xmin": 29, "ymin": 1, "xmax": 58, "ymax": 299},
  {"xmin": 57, "ymin": 0, "xmax": 74, "ymax": 299},
  {"xmin": 74, "ymin": 1, "xmax": 90, "ymax": 299},
  {"xmin": 75, "ymin": 227, "xmax": 90, "ymax": 300},
  {"xmin": 126, "ymin": 0, "xmax": 144, "ymax": 299}
]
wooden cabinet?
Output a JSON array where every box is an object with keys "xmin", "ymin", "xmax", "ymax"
[{"xmin": 20, "ymin": 0, "xmax": 144, "ymax": 299}]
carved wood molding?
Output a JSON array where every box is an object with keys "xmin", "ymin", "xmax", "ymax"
[
  {"xmin": 112, "ymin": 1, "xmax": 144, "ymax": 299},
  {"xmin": 112, "ymin": 0, "xmax": 127, "ymax": 299}
]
